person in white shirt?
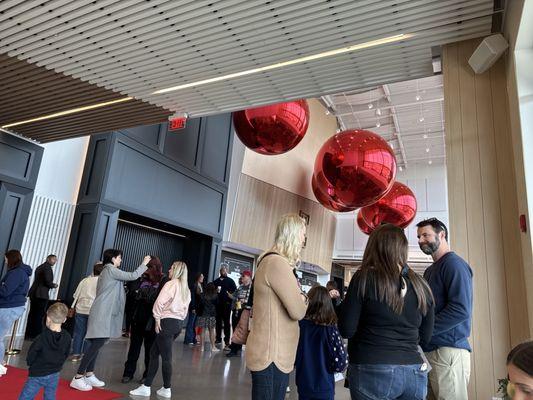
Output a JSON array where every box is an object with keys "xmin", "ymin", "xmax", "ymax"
[
  {"xmin": 70, "ymin": 262, "xmax": 103, "ymax": 362},
  {"xmin": 130, "ymin": 261, "xmax": 191, "ymax": 399}
]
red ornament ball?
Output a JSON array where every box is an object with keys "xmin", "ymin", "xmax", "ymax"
[
  {"xmin": 233, "ymin": 100, "xmax": 310, "ymax": 155},
  {"xmin": 313, "ymin": 129, "xmax": 396, "ymax": 208},
  {"xmin": 360, "ymin": 181, "xmax": 417, "ymax": 230},
  {"xmin": 312, "ymin": 174, "xmax": 357, "ymax": 212},
  {"xmin": 357, "ymin": 210, "xmax": 374, "ymax": 235}
]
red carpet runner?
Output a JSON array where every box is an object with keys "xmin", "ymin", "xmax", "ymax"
[{"xmin": 0, "ymin": 367, "xmax": 123, "ymax": 400}]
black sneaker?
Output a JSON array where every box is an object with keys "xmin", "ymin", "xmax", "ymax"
[
  {"xmin": 226, "ymin": 351, "xmax": 240, "ymax": 358},
  {"xmin": 121, "ymin": 376, "xmax": 132, "ymax": 383}
]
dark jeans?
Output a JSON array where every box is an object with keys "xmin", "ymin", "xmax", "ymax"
[
  {"xmin": 229, "ymin": 310, "xmax": 242, "ymax": 353},
  {"xmin": 18, "ymin": 372, "xmax": 59, "ymax": 400},
  {"xmin": 183, "ymin": 312, "xmax": 197, "ymax": 344},
  {"xmin": 26, "ymin": 298, "xmax": 48, "ymax": 339},
  {"xmin": 251, "ymin": 362, "xmax": 289, "ymax": 400},
  {"xmin": 347, "ymin": 363, "xmax": 428, "ymax": 400},
  {"xmin": 72, "ymin": 313, "xmax": 89, "ymax": 355},
  {"xmin": 77, "ymin": 338, "xmax": 108, "ymax": 374},
  {"xmin": 299, "ymin": 396, "xmax": 334, "ymax": 400},
  {"xmin": 123, "ymin": 323, "xmax": 156, "ymax": 378},
  {"xmin": 216, "ymin": 302, "xmax": 232, "ymax": 345},
  {"xmin": 144, "ymin": 318, "xmax": 183, "ymax": 389}
]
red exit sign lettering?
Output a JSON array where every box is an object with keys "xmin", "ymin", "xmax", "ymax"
[{"xmin": 169, "ymin": 117, "xmax": 187, "ymax": 131}]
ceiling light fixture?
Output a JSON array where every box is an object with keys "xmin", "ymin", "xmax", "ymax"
[
  {"xmin": 375, "ymin": 108, "xmax": 382, "ymax": 116},
  {"xmin": 423, "ymin": 134, "xmax": 428, "ymax": 139},
  {"xmin": 368, "ymin": 103, "xmax": 374, "ymax": 109},
  {"xmin": 419, "ymin": 116, "xmax": 425, "ymax": 122},
  {"xmin": 426, "ymin": 148, "xmax": 430, "ymax": 152},
  {"xmin": 2, "ymin": 97, "xmax": 134, "ymax": 128},
  {"xmin": 428, "ymin": 160, "xmax": 433, "ymax": 165},
  {"xmin": 152, "ymin": 33, "xmax": 414, "ymax": 95},
  {"xmin": 399, "ymin": 166, "xmax": 404, "ymax": 172}
]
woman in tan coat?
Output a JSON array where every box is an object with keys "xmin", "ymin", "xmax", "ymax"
[{"xmin": 246, "ymin": 214, "xmax": 308, "ymax": 400}]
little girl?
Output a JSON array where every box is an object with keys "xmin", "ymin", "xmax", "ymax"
[
  {"xmin": 196, "ymin": 282, "xmax": 219, "ymax": 352},
  {"xmin": 295, "ymin": 286, "xmax": 347, "ymax": 400}
]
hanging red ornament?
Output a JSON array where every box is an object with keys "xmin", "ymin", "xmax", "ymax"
[
  {"xmin": 312, "ymin": 174, "xmax": 357, "ymax": 212},
  {"xmin": 313, "ymin": 129, "xmax": 396, "ymax": 208},
  {"xmin": 357, "ymin": 210, "xmax": 374, "ymax": 235},
  {"xmin": 360, "ymin": 181, "xmax": 417, "ymax": 230},
  {"xmin": 233, "ymin": 100, "xmax": 310, "ymax": 155}
]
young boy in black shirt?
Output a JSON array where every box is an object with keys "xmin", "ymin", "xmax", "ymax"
[{"xmin": 19, "ymin": 302, "xmax": 72, "ymax": 400}]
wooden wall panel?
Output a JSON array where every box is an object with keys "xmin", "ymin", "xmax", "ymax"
[
  {"xmin": 230, "ymin": 173, "xmax": 336, "ymax": 273},
  {"xmin": 443, "ymin": 38, "xmax": 530, "ymax": 400}
]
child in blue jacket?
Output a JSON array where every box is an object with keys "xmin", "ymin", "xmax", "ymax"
[{"xmin": 295, "ymin": 286, "xmax": 347, "ymax": 400}]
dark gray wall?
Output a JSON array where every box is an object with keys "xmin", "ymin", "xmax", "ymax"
[
  {"xmin": 0, "ymin": 131, "xmax": 43, "ymax": 277},
  {"xmin": 60, "ymin": 115, "xmax": 234, "ymax": 299}
]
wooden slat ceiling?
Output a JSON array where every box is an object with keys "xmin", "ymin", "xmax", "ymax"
[
  {"xmin": 0, "ymin": 53, "xmax": 172, "ymax": 142},
  {"xmin": 0, "ymin": 0, "xmax": 497, "ymax": 142}
]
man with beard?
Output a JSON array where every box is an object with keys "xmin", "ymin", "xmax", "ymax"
[{"xmin": 416, "ymin": 218, "xmax": 473, "ymax": 400}]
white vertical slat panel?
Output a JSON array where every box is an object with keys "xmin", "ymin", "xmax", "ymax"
[{"xmin": 12, "ymin": 195, "xmax": 76, "ymax": 339}]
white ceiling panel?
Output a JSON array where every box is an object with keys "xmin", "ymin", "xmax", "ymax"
[{"xmin": 0, "ymin": 0, "xmax": 496, "ymax": 118}]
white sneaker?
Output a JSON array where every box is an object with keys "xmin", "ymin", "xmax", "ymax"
[
  {"xmin": 70, "ymin": 376, "xmax": 93, "ymax": 391},
  {"xmin": 211, "ymin": 347, "xmax": 220, "ymax": 353},
  {"xmin": 0, "ymin": 364, "xmax": 7, "ymax": 376},
  {"xmin": 156, "ymin": 387, "xmax": 172, "ymax": 398},
  {"xmin": 84, "ymin": 374, "xmax": 105, "ymax": 387},
  {"xmin": 130, "ymin": 384, "xmax": 151, "ymax": 396}
]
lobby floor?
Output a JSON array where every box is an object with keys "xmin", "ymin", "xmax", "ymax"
[{"xmin": 5, "ymin": 337, "xmax": 351, "ymax": 399}]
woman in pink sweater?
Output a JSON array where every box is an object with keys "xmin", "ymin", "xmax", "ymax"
[{"xmin": 129, "ymin": 261, "xmax": 191, "ymax": 398}]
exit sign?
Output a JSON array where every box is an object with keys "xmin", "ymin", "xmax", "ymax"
[{"xmin": 169, "ymin": 117, "xmax": 187, "ymax": 131}]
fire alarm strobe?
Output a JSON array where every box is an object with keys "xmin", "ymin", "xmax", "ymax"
[
  {"xmin": 168, "ymin": 113, "xmax": 188, "ymax": 131},
  {"xmin": 468, "ymin": 33, "xmax": 509, "ymax": 74}
]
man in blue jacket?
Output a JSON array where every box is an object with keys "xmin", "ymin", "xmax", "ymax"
[{"xmin": 417, "ymin": 218, "xmax": 473, "ymax": 400}]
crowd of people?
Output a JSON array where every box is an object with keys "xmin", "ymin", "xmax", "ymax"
[{"xmin": 0, "ymin": 214, "xmax": 532, "ymax": 399}]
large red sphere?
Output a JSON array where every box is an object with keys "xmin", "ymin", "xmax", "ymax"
[
  {"xmin": 312, "ymin": 174, "xmax": 357, "ymax": 212},
  {"xmin": 360, "ymin": 181, "xmax": 417, "ymax": 230},
  {"xmin": 233, "ymin": 100, "xmax": 310, "ymax": 155},
  {"xmin": 357, "ymin": 211, "xmax": 374, "ymax": 235},
  {"xmin": 313, "ymin": 129, "xmax": 396, "ymax": 208}
]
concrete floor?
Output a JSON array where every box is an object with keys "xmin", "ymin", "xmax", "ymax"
[{"xmin": 6, "ymin": 337, "xmax": 351, "ymax": 400}]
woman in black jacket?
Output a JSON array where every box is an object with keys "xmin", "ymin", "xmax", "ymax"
[
  {"xmin": 121, "ymin": 256, "xmax": 164, "ymax": 383},
  {"xmin": 339, "ymin": 224, "xmax": 435, "ymax": 400}
]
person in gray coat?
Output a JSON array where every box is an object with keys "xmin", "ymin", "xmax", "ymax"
[{"xmin": 69, "ymin": 249, "xmax": 151, "ymax": 392}]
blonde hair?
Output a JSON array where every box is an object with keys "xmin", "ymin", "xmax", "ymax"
[
  {"xmin": 47, "ymin": 302, "xmax": 68, "ymax": 324},
  {"xmin": 272, "ymin": 213, "xmax": 306, "ymax": 266},
  {"xmin": 169, "ymin": 261, "xmax": 191, "ymax": 304}
]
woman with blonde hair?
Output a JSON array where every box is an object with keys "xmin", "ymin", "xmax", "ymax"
[
  {"xmin": 246, "ymin": 213, "xmax": 309, "ymax": 400},
  {"xmin": 130, "ymin": 261, "xmax": 191, "ymax": 399}
]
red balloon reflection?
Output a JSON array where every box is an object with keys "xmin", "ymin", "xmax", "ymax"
[
  {"xmin": 313, "ymin": 129, "xmax": 396, "ymax": 208},
  {"xmin": 357, "ymin": 210, "xmax": 374, "ymax": 235},
  {"xmin": 360, "ymin": 181, "xmax": 417, "ymax": 229},
  {"xmin": 312, "ymin": 174, "xmax": 357, "ymax": 212},
  {"xmin": 233, "ymin": 100, "xmax": 310, "ymax": 155}
]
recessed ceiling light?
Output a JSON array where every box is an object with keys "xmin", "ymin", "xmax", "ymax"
[
  {"xmin": 376, "ymin": 121, "xmax": 381, "ymax": 127},
  {"xmin": 152, "ymin": 33, "xmax": 414, "ymax": 95},
  {"xmin": 368, "ymin": 103, "xmax": 374, "ymax": 109},
  {"xmin": 423, "ymin": 134, "xmax": 428, "ymax": 139},
  {"xmin": 428, "ymin": 160, "xmax": 433, "ymax": 165},
  {"xmin": 375, "ymin": 108, "xmax": 382, "ymax": 116},
  {"xmin": 426, "ymin": 148, "xmax": 430, "ymax": 153},
  {"xmin": 415, "ymin": 95, "xmax": 421, "ymax": 101},
  {"xmin": 399, "ymin": 166, "xmax": 404, "ymax": 172},
  {"xmin": 419, "ymin": 116, "xmax": 425, "ymax": 122}
]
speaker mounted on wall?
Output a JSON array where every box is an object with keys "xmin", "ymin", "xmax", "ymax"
[{"xmin": 468, "ymin": 33, "xmax": 509, "ymax": 74}]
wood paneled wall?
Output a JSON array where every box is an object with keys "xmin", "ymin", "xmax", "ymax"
[
  {"xmin": 443, "ymin": 39, "xmax": 531, "ymax": 399},
  {"xmin": 229, "ymin": 173, "xmax": 336, "ymax": 273}
]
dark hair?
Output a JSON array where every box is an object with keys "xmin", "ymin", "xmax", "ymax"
[
  {"xmin": 326, "ymin": 280, "xmax": 337, "ymax": 290},
  {"xmin": 305, "ymin": 286, "xmax": 337, "ymax": 326},
  {"xmin": 93, "ymin": 262, "xmax": 104, "ymax": 276},
  {"xmin": 102, "ymin": 249, "xmax": 123, "ymax": 265},
  {"xmin": 46, "ymin": 254, "xmax": 57, "ymax": 261},
  {"xmin": 145, "ymin": 256, "xmax": 163, "ymax": 283},
  {"xmin": 204, "ymin": 282, "xmax": 218, "ymax": 301},
  {"xmin": 5, "ymin": 250, "xmax": 23, "ymax": 269},
  {"xmin": 195, "ymin": 272, "xmax": 204, "ymax": 282},
  {"xmin": 507, "ymin": 341, "xmax": 533, "ymax": 376},
  {"xmin": 358, "ymin": 224, "xmax": 433, "ymax": 315},
  {"xmin": 416, "ymin": 218, "xmax": 448, "ymax": 240}
]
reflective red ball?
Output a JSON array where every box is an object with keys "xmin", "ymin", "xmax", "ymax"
[
  {"xmin": 360, "ymin": 181, "xmax": 417, "ymax": 230},
  {"xmin": 233, "ymin": 100, "xmax": 310, "ymax": 155},
  {"xmin": 313, "ymin": 129, "xmax": 396, "ymax": 209},
  {"xmin": 357, "ymin": 211, "xmax": 374, "ymax": 235},
  {"xmin": 311, "ymin": 174, "xmax": 357, "ymax": 212}
]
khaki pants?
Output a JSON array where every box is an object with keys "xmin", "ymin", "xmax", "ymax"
[{"xmin": 426, "ymin": 347, "xmax": 471, "ymax": 400}]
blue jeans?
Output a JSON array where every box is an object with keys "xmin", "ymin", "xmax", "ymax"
[
  {"xmin": 0, "ymin": 306, "xmax": 25, "ymax": 360},
  {"xmin": 251, "ymin": 362, "xmax": 289, "ymax": 400},
  {"xmin": 348, "ymin": 364, "xmax": 428, "ymax": 400},
  {"xmin": 18, "ymin": 372, "xmax": 60, "ymax": 400},
  {"xmin": 183, "ymin": 313, "xmax": 197, "ymax": 344},
  {"xmin": 72, "ymin": 313, "xmax": 89, "ymax": 355}
]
